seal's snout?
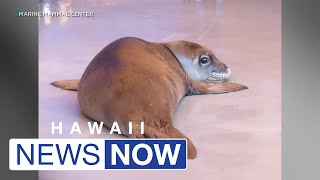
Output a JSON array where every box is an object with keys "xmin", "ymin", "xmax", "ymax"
[
  {"xmin": 225, "ymin": 68, "xmax": 231, "ymax": 78},
  {"xmin": 213, "ymin": 61, "xmax": 228, "ymax": 73},
  {"xmin": 207, "ymin": 68, "xmax": 231, "ymax": 82},
  {"xmin": 221, "ymin": 63, "xmax": 228, "ymax": 71}
]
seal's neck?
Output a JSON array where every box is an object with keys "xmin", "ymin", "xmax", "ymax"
[
  {"xmin": 160, "ymin": 43, "xmax": 184, "ymax": 68},
  {"xmin": 161, "ymin": 42, "xmax": 202, "ymax": 82}
]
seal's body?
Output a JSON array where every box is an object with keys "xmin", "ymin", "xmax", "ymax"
[{"xmin": 52, "ymin": 37, "xmax": 247, "ymax": 159}]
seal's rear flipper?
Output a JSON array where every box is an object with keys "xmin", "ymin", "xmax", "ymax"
[
  {"xmin": 188, "ymin": 81, "xmax": 248, "ymax": 95},
  {"xmin": 51, "ymin": 79, "xmax": 80, "ymax": 91},
  {"xmin": 166, "ymin": 126, "xmax": 197, "ymax": 159},
  {"xmin": 128, "ymin": 123, "xmax": 197, "ymax": 159}
]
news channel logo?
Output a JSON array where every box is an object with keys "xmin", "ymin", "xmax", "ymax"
[{"xmin": 9, "ymin": 139, "xmax": 187, "ymax": 170}]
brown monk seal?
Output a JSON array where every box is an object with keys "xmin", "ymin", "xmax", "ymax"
[{"xmin": 51, "ymin": 37, "xmax": 247, "ymax": 159}]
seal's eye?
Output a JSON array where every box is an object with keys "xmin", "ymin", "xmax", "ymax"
[{"xmin": 199, "ymin": 55, "xmax": 210, "ymax": 66}]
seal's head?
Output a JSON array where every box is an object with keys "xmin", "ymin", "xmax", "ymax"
[{"xmin": 162, "ymin": 40, "xmax": 231, "ymax": 82}]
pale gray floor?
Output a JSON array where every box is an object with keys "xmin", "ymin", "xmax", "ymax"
[{"xmin": 39, "ymin": 0, "xmax": 281, "ymax": 179}]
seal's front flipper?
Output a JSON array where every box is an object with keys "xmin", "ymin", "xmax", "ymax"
[
  {"xmin": 51, "ymin": 79, "xmax": 80, "ymax": 91},
  {"xmin": 189, "ymin": 80, "xmax": 248, "ymax": 95},
  {"xmin": 128, "ymin": 122, "xmax": 197, "ymax": 159}
]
